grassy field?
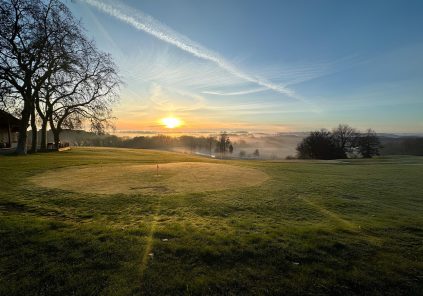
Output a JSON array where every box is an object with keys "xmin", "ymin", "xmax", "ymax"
[
  {"xmin": 0, "ymin": 147, "xmax": 422, "ymax": 295},
  {"xmin": 30, "ymin": 162, "xmax": 268, "ymax": 195}
]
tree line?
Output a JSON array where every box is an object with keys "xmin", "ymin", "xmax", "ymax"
[
  {"xmin": 296, "ymin": 124, "xmax": 381, "ymax": 159},
  {"xmin": 379, "ymin": 137, "xmax": 423, "ymax": 156},
  {"xmin": 0, "ymin": 0, "xmax": 120, "ymax": 155},
  {"xmin": 45, "ymin": 130, "xmax": 235, "ymax": 156}
]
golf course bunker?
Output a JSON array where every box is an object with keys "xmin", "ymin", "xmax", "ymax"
[{"xmin": 31, "ymin": 162, "xmax": 269, "ymax": 195}]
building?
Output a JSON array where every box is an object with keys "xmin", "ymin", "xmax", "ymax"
[{"xmin": 0, "ymin": 109, "xmax": 21, "ymax": 149}]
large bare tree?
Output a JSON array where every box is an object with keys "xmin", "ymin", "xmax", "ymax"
[
  {"xmin": 39, "ymin": 39, "xmax": 120, "ymax": 149},
  {"xmin": 1, "ymin": 0, "xmax": 73, "ymax": 153},
  {"xmin": 332, "ymin": 124, "xmax": 359, "ymax": 157},
  {"xmin": 1, "ymin": 0, "xmax": 120, "ymax": 154}
]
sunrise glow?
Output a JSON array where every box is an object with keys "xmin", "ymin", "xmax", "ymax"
[{"xmin": 161, "ymin": 117, "xmax": 182, "ymax": 129}]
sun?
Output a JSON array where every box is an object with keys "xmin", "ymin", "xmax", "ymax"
[{"xmin": 161, "ymin": 117, "xmax": 182, "ymax": 129}]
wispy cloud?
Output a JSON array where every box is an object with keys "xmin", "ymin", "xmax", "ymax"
[
  {"xmin": 119, "ymin": 46, "xmax": 249, "ymax": 91},
  {"xmin": 148, "ymin": 83, "xmax": 206, "ymax": 113},
  {"xmin": 81, "ymin": 0, "xmax": 296, "ymax": 98},
  {"xmin": 202, "ymin": 87, "xmax": 268, "ymax": 96}
]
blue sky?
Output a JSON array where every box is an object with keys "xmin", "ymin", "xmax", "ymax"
[{"xmin": 70, "ymin": 0, "xmax": 423, "ymax": 133}]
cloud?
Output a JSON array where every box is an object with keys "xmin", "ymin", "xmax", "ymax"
[
  {"xmin": 81, "ymin": 0, "xmax": 296, "ymax": 98},
  {"xmin": 119, "ymin": 46, "xmax": 248, "ymax": 91},
  {"xmin": 202, "ymin": 87, "xmax": 268, "ymax": 96},
  {"xmin": 148, "ymin": 83, "xmax": 206, "ymax": 113}
]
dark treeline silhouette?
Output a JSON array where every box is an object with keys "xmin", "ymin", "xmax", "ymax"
[
  {"xmin": 41, "ymin": 129, "xmax": 235, "ymax": 156},
  {"xmin": 216, "ymin": 132, "xmax": 233, "ymax": 156},
  {"xmin": 380, "ymin": 137, "xmax": 423, "ymax": 156},
  {"xmin": 296, "ymin": 124, "xmax": 381, "ymax": 159},
  {"xmin": 296, "ymin": 129, "xmax": 344, "ymax": 159},
  {"xmin": 125, "ymin": 135, "xmax": 217, "ymax": 152},
  {"xmin": 0, "ymin": 0, "xmax": 120, "ymax": 154}
]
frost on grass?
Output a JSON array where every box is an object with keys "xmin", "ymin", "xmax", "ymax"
[{"xmin": 30, "ymin": 162, "xmax": 269, "ymax": 195}]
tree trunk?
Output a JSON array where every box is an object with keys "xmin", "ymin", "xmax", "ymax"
[
  {"xmin": 30, "ymin": 107, "xmax": 37, "ymax": 153},
  {"xmin": 53, "ymin": 130, "xmax": 60, "ymax": 150},
  {"xmin": 15, "ymin": 102, "xmax": 30, "ymax": 155},
  {"xmin": 49, "ymin": 117, "xmax": 61, "ymax": 150},
  {"xmin": 40, "ymin": 119, "xmax": 48, "ymax": 151},
  {"xmin": 7, "ymin": 120, "xmax": 12, "ymax": 148},
  {"xmin": 36, "ymin": 97, "xmax": 50, "ymax": 151}
]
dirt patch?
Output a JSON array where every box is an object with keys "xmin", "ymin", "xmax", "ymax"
[{"xmin": 30, "ymin": 162, "xmax": 269, "ymax": 195}]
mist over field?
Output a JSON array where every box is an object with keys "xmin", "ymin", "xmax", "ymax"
[
  {"xmin": 39, "ymin": 129, "xmax": 422, "ymax": 159},
  {"xmin": 45, "ymin": 129, "xmax": 303, "ymax": 159},
  {"xmin": 113, "ymin": 131, "xmax": 305, "ymax": 159}
]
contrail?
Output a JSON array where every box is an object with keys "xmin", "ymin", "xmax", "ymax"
[
  {"xmin": 81, "ymin": 0, "xmax": 296, "ymax": 98},
  {"xmin": 202, "ymin": 87, "xmax": 268, "ymax": 96}
]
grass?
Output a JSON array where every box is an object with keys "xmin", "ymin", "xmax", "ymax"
[
  {"xmin": 0, "ymin": 147, "xmax": 422, "ymax": 295},
  {"xmin": 30, "ymin": 162, "xmax": 268, "ymax": 195}
]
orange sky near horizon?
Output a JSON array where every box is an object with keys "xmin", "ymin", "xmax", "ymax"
[{"xmin": 114, "ymin": 116, "xmax": 296, "ymax": 133}]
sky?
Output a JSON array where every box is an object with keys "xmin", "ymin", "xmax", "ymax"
[{"xmin": 69, "ymin": 0, "xmax": 423, "ymax": 133}]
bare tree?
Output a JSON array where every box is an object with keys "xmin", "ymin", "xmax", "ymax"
[
  {"xmin": 1, "ymin": 0, "xmax": 120, "ymax": 153},
  {"xmin": 0, "ymin": 0, "xmax": 85, "ymax": 154},
  {"xmin": 0, "ymin": 80, "xmax": 20, "ymax": 113},
  {"xmin": 332, "ymin": 124, "xmax": 359, "ymax": 158},
  {"xmin": 38, "ymin": 38, "xmax": 120, "ymax": 149},
  {"xmin": 218, "ymin": 132, "xmax": 231, "ymax": 158},
  {"xmin": 358, "ymin": 129, "xmax": 381, "ymax": 158},
  {"xmin": 253, "ymin": 148, "xmax": 259, "ymax": 158},
  {"xmin": 296, "ymin": 129, "xmax": 344, "ymax": 159}
]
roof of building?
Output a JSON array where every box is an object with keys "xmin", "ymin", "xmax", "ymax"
[{"xmin": 0, "ymin": 109, "xmax": 21, "ymax": 127}]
